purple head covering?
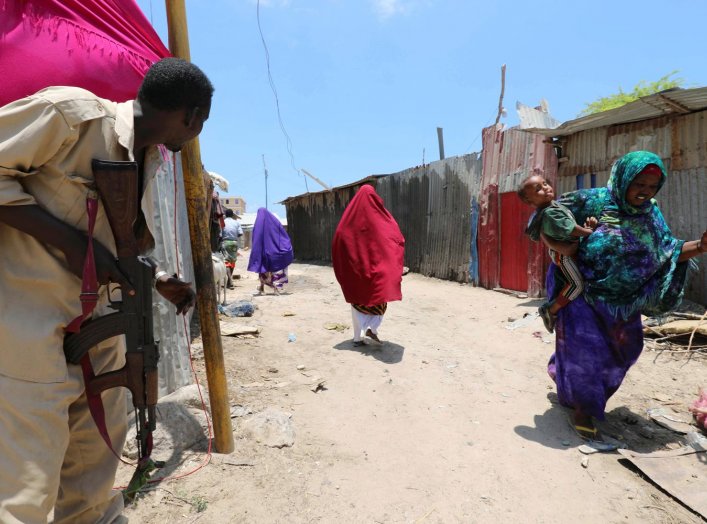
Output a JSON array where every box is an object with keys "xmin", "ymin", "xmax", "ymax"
[{"xmin": 247, "ymin": 208, "xmax": 294, "ymax": 273}]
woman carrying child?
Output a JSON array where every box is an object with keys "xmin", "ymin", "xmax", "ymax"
[{"xmin": 543, "ymin": 151, "xmax": 706, "ymax": 440}]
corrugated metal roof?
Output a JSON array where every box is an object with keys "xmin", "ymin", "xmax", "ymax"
[
  {"xmin": 516, "ymin": 101, "xmax": 561, "ymax": 130},
  {"xmin": 523, "ymin": 86, "xmax": 707, "ymax": 137}
]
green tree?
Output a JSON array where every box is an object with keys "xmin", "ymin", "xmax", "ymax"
[{"xmin": 580, "ymin": 71, "xmax": 684, "ymax": 116}]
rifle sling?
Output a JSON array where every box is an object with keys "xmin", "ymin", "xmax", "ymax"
[
  {"xmin": 79, "ymin": 353, "xmax": 121, "ymax": 461},
  {"xmin": 62, "ymin": 192, "xmax": 129, "ymax": 464},
  {"xmin": 65, "ymin": 194, "xmax": 100, "ymax": 333}
]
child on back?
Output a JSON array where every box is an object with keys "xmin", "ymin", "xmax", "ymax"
[{"xmin": 518, "ymin": 175, "xmax": 598, "ymax": 333}]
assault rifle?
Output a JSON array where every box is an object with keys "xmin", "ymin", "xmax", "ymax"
[{"xmin": 63, "ymin": 159, "xmax": 162, "ymax": 500}]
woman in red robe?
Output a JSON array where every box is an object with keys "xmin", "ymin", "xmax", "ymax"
[{"xmin": 332, "ymin": 184, "xmax": 405, "ymax": 346}]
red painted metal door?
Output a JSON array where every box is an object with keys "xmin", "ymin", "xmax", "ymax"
[{"xmin": 499, "ymin": 192, "xmax": 534, "ymax": 291}]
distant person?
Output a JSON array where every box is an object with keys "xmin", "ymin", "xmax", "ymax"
[
  {"xmin": 518, "ymin": 174, "xmax": 597, "ymax": 333},
  {"xmin": 248, "ymin": 207, "xmax": 293, "ymax": 295},
  {"xmin": 542, "ymin": 151, "xmax": 707, "ymax": 441},
  {"xmin": 332, "ymin": 184, "xmax": 405, "ymax": 346},
  {"xmin": 222, "ymin": 208, "xmax": 243, "ymax": 288},
  {"xmin": 0, "ymin": 57, "xmax": 212, "ymax": 523}
]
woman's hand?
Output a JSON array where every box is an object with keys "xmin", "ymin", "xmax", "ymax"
[
  {"xmin": 155, "ymin": 275, "xmax": 196, "ymax": 315},
  {"xmin": 678, "ymin": 229, "xmax": 707, "ymax": 262}
]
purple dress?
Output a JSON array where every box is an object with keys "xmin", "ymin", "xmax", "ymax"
[
  {"xmin": 546, "ymin": 270, "xmax": 645, "ymax": 419},
  {"xmin": 247, "ymin": 208, "xmax": 294, "ymax": 274}
]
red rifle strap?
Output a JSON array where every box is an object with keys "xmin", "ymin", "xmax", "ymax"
[
  {"xmin": 66, "ymin": 194, "xmax": 100, "ymax": 333},
  {"xmin": 79, "ymin": 354, "xmax": 115, "ymax": 452}
]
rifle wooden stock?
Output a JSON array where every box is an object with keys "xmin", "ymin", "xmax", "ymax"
[{"xmin": 92, "ymin": 159, "xmax": 139, "ymax": 258}]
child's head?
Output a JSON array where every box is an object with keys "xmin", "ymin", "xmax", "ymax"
[{"xmin": 517, "ymin": 175, "xmax": 555, "ymax": 208}]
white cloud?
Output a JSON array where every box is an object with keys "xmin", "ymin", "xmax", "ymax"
[{"xmin": 371, "ymin": 0, "xmax": 406, "ymax": 19}]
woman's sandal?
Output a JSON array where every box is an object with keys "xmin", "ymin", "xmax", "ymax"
[
  {"xmin": 568, "ymin": 414, "xmax": 600, "ymax": 441},
  {"xmin": 574, "ymin": 424, "xmax": 599, "ymax": 441}
]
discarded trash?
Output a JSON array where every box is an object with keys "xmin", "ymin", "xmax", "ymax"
[
  {"xmin": 283, "ymin": 312, "xmax": 296, "ymax": 317},
  {"xmin": 222, "ymin": 300, "xmax": 256, "ymax": 317},
  {"xmin": 581, "ymin": 456, "xmax": 589, "ymax": 468},
  {"xmin": 505, "ymin": 312, "xmax": 538, "ymax": 330},
  {"xmin": 531, "ymin": 331, "xmax": 553, "ymax": 344},
  {"xmin": 578, "ymin": 441, "xmax": 621, "ymax": 454},
  {"xmin": 288, "ymin": 333, "xmax": 297, "ymax": 343},
  {"xmin": 686, "ymin": 431, "xmax": 707, "ymax": 449},
  {"xmin": 324, "ymin": 322, "xmax": 349, "ymax": 332},
  {"xmin": 220, "ymin": 322, "xmax": 260, "ymax": 337},
  {"xmin": 647, "ymin": 407, "xmax": 695, "ymax": 434},
  {"xmin": 689, "ymin": 388, "xmax": 707, "ymax": 430},
  {"xmin": 296, "ymin": 364, "xmax": 306, "ymax": 370},
  {"xmin": 310, "ymin": 379, "xmax": 327, "ymax": 393}
]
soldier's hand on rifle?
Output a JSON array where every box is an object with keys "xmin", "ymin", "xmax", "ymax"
[
  {"xmin": 94, "ymin": 240, "xmax": 135, "ymax": 294},
  {"xmin": 64, "ymin": 234, "xmax": 135, "ymax": 296},
  {"xmin": 155, "ymin": 275, "xmax": 195, "ymax": 315}
]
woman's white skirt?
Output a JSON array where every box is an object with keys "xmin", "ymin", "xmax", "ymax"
[{"xmin": 351, "ymin": 306, "xmax": 383, "ymax": 341}]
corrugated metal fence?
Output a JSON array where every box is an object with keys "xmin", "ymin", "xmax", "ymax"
[{"xmin": 284, "ymin": 154, "xmax": 482, "ymax": 282}]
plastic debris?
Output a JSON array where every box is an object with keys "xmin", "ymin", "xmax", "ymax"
[{"xmin": 221, "ymin": 300, "xmax": 256, "ymax": 317}]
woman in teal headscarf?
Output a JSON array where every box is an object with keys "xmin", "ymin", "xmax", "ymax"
[{"xmin": 545, "ymin": 151, "xmax": 706, "ymax": 440}]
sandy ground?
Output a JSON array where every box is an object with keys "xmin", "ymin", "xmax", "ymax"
[{"xmin": 120, "ymin": 262, "xmax": 706, "ymax": 524}]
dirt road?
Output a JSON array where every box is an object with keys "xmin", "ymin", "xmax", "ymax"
[{"xmin": 121, "ymin": 263, "xmax": 706, "ymax": 523}]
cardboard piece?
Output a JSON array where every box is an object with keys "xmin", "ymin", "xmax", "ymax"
[{"xmin": 618, "ymin": 439, "xmax": 707, "ymax": 519}]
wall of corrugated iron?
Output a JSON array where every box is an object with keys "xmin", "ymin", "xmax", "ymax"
[
  {"xmin": 283, "ymin": 154, "xmax": 483, "ymax": 282},
  {"xmin": 554, "ymin": 110, "xmax": 707, "ymax": 304},
  {"xmin": 478, "ymin": 125, "xmax": 557, "ymax": 296}
]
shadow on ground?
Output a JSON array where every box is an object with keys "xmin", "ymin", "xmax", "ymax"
[
  {"xmin": 333, "ymin": 339, "xmax": 405, "ymax": 364},
  {"xmin": 514, "ymin": 392, "xmax": 693, "ymax": 453}
]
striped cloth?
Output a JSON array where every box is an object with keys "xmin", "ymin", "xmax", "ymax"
[{"xmin": 352, "ymin": 303, "xmax": 387, "ymax": 316}]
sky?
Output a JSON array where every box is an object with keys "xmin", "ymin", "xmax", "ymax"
[{"xmin": 135, "ymin": 0, "xmax": 707, "ymax": 218}]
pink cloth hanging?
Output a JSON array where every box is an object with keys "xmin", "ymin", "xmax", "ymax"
[{"xmin": 0, "ymin": 0, "xmax": 170, "ymax": 106}]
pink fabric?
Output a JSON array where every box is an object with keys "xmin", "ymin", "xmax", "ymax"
[{"xmin": 0, "ymin": 0, "xmax": 170, "ymax": 107}]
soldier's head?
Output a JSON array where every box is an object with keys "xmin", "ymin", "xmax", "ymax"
[{"xmin": 135, "ymin": 58, "xmax": 214, "ymax": 152}]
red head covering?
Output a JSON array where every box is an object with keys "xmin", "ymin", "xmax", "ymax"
[{"xmin": 332, "ymin": 184, "xmax": 405, "ymax": 306}]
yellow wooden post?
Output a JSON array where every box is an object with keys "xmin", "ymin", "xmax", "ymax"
[{"xmin": 165, "ymin": 0, "xmax": 234, "ymax": 454}]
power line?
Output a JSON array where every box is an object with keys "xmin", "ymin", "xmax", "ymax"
[
  {"xmin": 256, "ymin": 0, "xmax": 309, "ymax": 193},
  {"xmin": 464, "ymin": 112, "xmax": 497, "ymax": 153}
]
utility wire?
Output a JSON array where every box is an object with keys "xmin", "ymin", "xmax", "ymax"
[
  {"xmin": 256, "ymin": 0, "xmax": 309, "ymax": 193},
  {"xmin": 464, "ymin": 112, "xmax": 498, "ymax": 154}
]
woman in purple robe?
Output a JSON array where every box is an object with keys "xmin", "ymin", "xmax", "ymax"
[
  {"xmin": 247, "ymin": 207, "xmax": 294, "ymax": 295},
  {"xmin": 544, "ymin": 151, "xmax": 706, "ymax": 440}
]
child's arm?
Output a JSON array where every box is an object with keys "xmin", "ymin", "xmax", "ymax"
[
  {"xmin": 540, "ymin": 233, "xmax": 578, "ymax": 256},
  {"xmin": 571, "ymin": 216, "xmax": 599, "ymax": 237}
]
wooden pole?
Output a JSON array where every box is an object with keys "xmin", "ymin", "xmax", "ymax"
[
  {"xmin": 494, "ymin": 64, "xmax": 507, "ymax": 126},
  {"xmin": 436, "ymin": 127, "xmax": 445, "ymax": 160},
  {"xmin": 164, "ymin": 0, "xmax": 234, "ymax": 454}
]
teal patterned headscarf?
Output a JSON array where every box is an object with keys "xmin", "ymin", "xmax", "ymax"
[{"xmin": 558, "ymin": 151, "xmax": 689, "ymax": 319}]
